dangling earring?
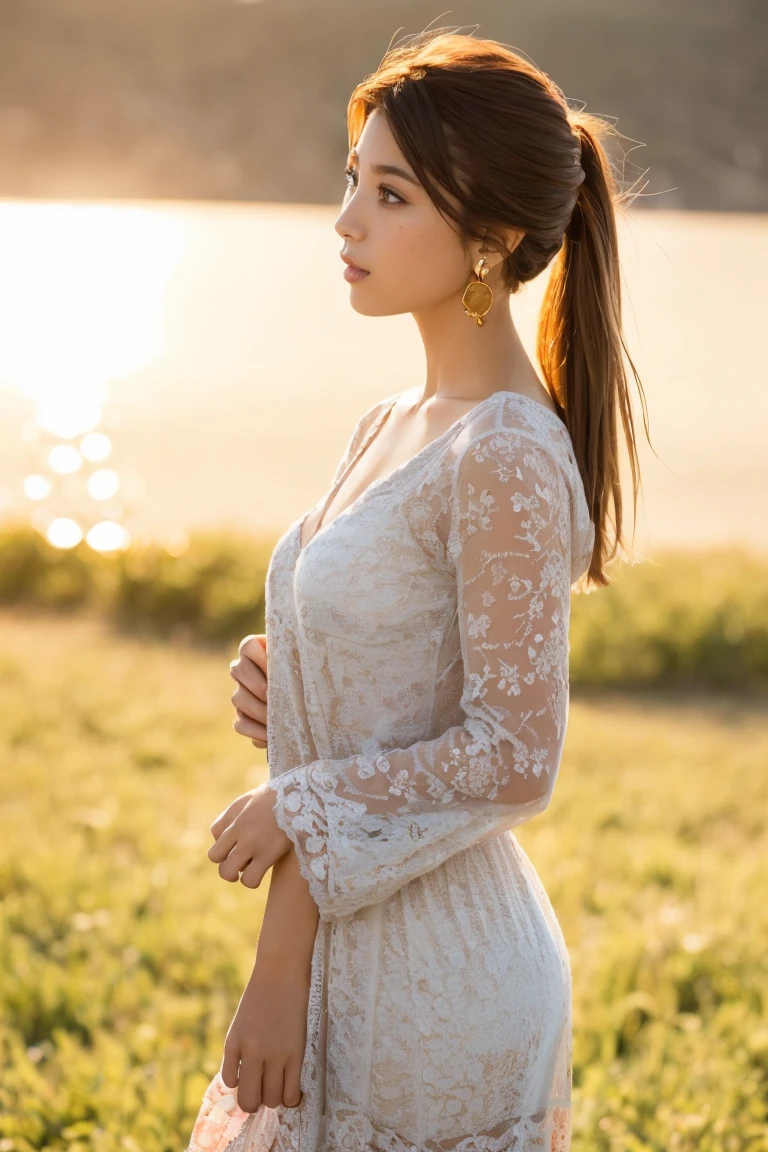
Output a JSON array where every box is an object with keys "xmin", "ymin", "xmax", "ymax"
[{"xmin": 461, "ymin": 250, "xmax": 494, "ymax": 326}]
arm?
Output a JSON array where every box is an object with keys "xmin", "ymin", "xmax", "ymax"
[
  {"xmin": 256, "ymin": 843, "xmax": 319, "ymax": 974},
  {"xmin": 267, "ymin": 429, "xmax": 573, "ymax": 920},
  {"xmin": 212, "ymin": 847, "xmax": 317, "ymax": 1119}
]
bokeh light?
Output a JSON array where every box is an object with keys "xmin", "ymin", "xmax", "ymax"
[
  {"xmin": 23, "ymin": 474, "xmax": 51, "ymax": 500},
  {"xmin": 1, "ymin": 202, "xmax": 186, "ymax": 551},
  {"xmin": 87, "ymin": 469, "xmax": 119, "ymax": 500},
  {"xmin": 80, "ymin": 432, "xmax": 112, "ymax": 461},
  {"xmin": 86, "ymin": 521, "xmax": 131, "ymax": 552},
  {"xmin": 49, "ymin": 444, "xmax": 82, "ymax": 474},
  {"xmin": 46, "ymin": 517, "xmax": 84, "ymax": 549}
]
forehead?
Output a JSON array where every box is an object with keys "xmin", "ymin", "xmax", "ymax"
[
  {"xmin": 351, "ymin": 107, "xmax": 400, "ymax": 158},
  {"xmin": 348, "ymin": 110, "xmax": 423, "ymax": 190}
]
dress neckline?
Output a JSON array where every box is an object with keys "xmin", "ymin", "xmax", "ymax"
[{"xmin": 296, "ymin": 388, "xmax": 563, "ymax": 557}]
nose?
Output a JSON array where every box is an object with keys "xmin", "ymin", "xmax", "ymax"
[{"xmin": 334, "ymin": 198, "xmax": 362, "ymax": 243}]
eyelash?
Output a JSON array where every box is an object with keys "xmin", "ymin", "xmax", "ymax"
[{"xmin": 343, "ymin": 165, "xmax": 404, "ymax": 206}]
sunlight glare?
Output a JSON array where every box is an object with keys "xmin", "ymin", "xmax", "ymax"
[
  {"xmin": 0, "ymin": 203, "xmax": 186, "ymax": 421},
  {"xmin": 87, "ymin": 521, "xmax": 131, "ymax": 552},
  {"xmin": 87, "ymin": 469, "xmax": 119, "ymax": 500},
  {"xmin": 23, "ymin": 474, "xmax": 52, "ymax": 500},
  {"xmin": 49, "ymin": 444, "xmax": 82, "ymax": 474},
  {"xmin": 37, "ymin": 395, "xmax": 105, "ymax": 439},
  {"xmin": 47, "ymin": 517, "xmax": 84, "ymax": 549},
  {"xmin": 80, "ymin": 431, "xmax": 112, "ymax": 461}
]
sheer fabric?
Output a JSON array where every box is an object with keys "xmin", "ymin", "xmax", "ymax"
[
  {"xmin": 187, "ymin": 387, "xmax": 594, "ymax": 1152},
  {"xmin": 267, "ymin": 420, "xmax": 575, "ymax": 919}
]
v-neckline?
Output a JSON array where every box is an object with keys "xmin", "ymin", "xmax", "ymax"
[
  {"xmin": 297, "ymin": 391, "xmax": 411, "ymax": 555},
  {"xmin": 295, "ymin": 388, "xmax": 562, "ymax": 556}
]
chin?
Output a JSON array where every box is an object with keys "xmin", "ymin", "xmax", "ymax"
[{"xmin": 347, "ymin": 291, "xmax": 416, "ymax": 319}]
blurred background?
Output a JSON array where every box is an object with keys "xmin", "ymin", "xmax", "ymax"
[
  {"xmin": 1, "ymin": 3, "xmax": 767, "ymax": 1150},
  {"xmin": 0, "ymin": 0, "xmax": 767, "ymax": 550}
]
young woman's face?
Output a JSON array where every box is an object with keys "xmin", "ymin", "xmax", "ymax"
[{"xmin": 334, "ymin": 108, "xmax": 473, "ymax": 318}]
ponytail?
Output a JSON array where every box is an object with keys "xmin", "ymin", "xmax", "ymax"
[{"xmin": 538, "ymin": 113, "xmax": 649, "ymax": 587}]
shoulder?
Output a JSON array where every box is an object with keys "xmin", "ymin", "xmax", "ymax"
[
  {"xmin": 329, "ymin": 390, "xmax": 401, "ymax": 486},
  {"xmin": 451, "ymin": 392, "xmax": 575, "ymax": 482},
  {"xmin": 448, "ymin": 393, "xmax": 594, "ymax": 579},
  {"xmin": 345, "ymin": 390, "xmax": 401, "ymax": 455}
]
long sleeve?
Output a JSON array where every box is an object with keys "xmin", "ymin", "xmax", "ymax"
[{"xmin": 266, "ymin": 428, "xmax": 574, "ymax": 920}]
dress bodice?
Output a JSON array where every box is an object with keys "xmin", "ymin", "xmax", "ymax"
[{"xmin": 265, "ymin": 388, "xmax": 594, "ymax": 793}]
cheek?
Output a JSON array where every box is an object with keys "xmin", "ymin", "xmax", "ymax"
[{"xmin": 381, "ymin": 224, "xmax": 465, "ymax": 300}]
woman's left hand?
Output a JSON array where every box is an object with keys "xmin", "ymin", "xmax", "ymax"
[{"xmin": 208, "ymin": 782, "xmax": 293, "ymax": 888}]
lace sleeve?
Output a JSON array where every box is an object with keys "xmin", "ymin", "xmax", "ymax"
[{"xmin": 266, "ymin": 429, "xmax": 573, "ymax": 920}]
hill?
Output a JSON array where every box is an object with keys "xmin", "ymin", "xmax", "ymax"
[{"xmin": 0, "ymin": 0, "xmax": 765, "ymax": 209}]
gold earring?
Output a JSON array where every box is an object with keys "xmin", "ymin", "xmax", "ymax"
[{"xmin": 461, "ymin": 253, "xmax": 493, "ymax": 326}]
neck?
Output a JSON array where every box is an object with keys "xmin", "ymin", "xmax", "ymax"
[{"xmin": 411, "ymin": 288, "xmax": 538, "ymax": 404}]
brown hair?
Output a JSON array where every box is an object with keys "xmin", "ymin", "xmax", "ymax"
[{"xmin": 347, "ymin": 27, "xmax": 651, "ymax": 588}]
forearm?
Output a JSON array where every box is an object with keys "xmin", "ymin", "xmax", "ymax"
[
  {"xmin": 264, "ymin": 702, "xmax": 557, "ymax": 924},
  {"xmin": 254, "ymin": 845, "xmax": 319, "ymax": 978}
]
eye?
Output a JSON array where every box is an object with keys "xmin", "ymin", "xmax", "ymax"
[{"xmin": 343, "ymin": 165, "xmax": 404, "ymax": 206}]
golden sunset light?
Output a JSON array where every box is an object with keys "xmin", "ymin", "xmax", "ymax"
[
  {"xmin": 0, "ymin": 201, "xmax": 186, "ymax": 549},
  {"xmin": 1, "ymin": 12, "xmax": 766, "ymax": 1147}
]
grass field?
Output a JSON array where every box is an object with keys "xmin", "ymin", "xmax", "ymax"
[{"xmin": 1, "ymin": 607, "xmax": 766, "ymax": 1151}]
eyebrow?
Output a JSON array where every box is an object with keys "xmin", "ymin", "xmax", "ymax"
[{"xmin": 348, "ymin": 147, "xmax": 421, "ymax": 188}]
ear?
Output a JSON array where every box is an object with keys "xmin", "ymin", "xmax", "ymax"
[
  {"xmin": 474, "ymin": 226, "xmax": 524, "ymax": 271},
  {"xmin": 503, "ymin": 227, "xmax": 525, "ymax": 257}
]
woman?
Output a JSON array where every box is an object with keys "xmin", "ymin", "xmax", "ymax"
[{"xmin": 187, "ymin": 28, "xmax": 645, "ymax": 1152}]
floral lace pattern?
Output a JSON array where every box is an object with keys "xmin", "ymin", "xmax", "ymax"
[{"xmin": 187, "ymin": 389, "xmax": 593, "ymax": 1152}]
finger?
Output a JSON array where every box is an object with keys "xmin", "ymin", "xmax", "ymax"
[
  {"xmin": 210, "ymin": 794, "xmax": 251, "ymax": 841},
  {"xmin": 208, "ymin": 823, "xmax": 239, "ymax": 863},
  {"xmin": 283, "ymin": 1058, "xmax": 303, "ymax": 1109},
  {"xmin": 217, "ymin": 844, "xmax": 255, "ymax": 883},
  {"xmin": 233, "ymin": 710, "xmax": 267, "ymax": 741},
  {"xmin": 236, "ymin": 1051, "xmax": 263, "ymax": 1114},
  {"xmin": 239, "ymin": 857, "xmax": 265, "ymax": 890},
  {"xmin": 231, "ymin": 682, "xmax": 267, "ymax": 724},
  {"xmin": 230, "ymin": 657, "xmax": 268, "ymax": 704},
  {"xmin": 221, "ymin": 1043, "xmax": 240, "ymax": 1091},
  {"xmin": 240, "ymin": 633, "xmax": 268, "ymax": 666},
  {"xmin": 232, "ymin": 638, "xmax": 268, "ymax": 693},
  {"xmin": 261, "ymin": 1061, "xmax": 285, "ymax": 1111}
]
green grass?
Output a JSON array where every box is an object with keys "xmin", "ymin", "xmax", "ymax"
[
  {"xmin": 2, "ymin": 521, "xmax": 768, "ymax": 692},
  {"xmin": 0, "ymin": 607, "xmax": 766, "ymax": 1150}
]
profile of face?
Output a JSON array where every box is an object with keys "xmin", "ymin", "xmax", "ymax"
[{"xmin": 334, "ymin": 108, "xmax": 511, "ymax": 319}]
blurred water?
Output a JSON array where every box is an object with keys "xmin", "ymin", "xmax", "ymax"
[{"xmin": 0, "ymin": 198, "xmax": 765, "ymax": 556}]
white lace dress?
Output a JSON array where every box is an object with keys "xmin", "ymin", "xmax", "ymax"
[{"xmin": 187, "ymin": 388, "xmax": 595, "ymax": 1152}]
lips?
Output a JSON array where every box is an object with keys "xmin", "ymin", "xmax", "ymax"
[{"xmin": 341, "ymin": 254, "xmax": 369, "ymax": 273}]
